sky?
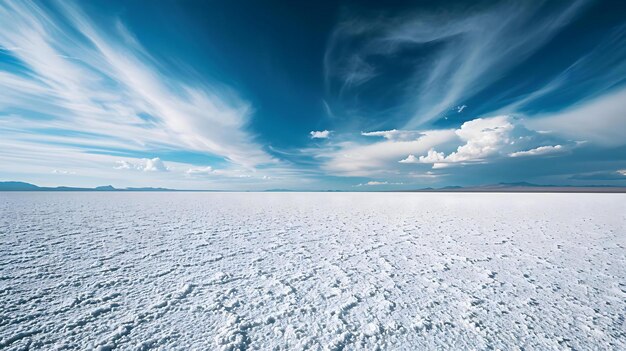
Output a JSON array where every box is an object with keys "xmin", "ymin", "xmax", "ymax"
[{"xmin": 0, "ymin": 0, "xmax": 625, "ymax": 190}]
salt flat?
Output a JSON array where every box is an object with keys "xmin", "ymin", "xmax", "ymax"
[{"xmin": 0, "ymin": 192, "xmax": 624, "ymax": 350}]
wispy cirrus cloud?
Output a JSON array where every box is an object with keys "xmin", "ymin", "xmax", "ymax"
[
  {"xmin": 0, "ymin": 0, "xmax": 275, "ymax": 179},
  {"xmin": 569, "ymin": 170, "xmax": 626, "ymax": 181},
  {"xmin": 185, "ymin": 166, "xmax": 256, "ymax": 179},
  {"xmin": 525, "ymin": 87, "xmax": 626, "ymax": 147},
  {"xmin": 316, "ymin": 1, "xmax": 626, "ymax": 186},
  {"xmin": 1, "ymin": 1, "xmax": 624, "ymax": 189},
  {"xmin": 495, "ymin": 25, "xmax": 626, "ymax": 118},
  {"xmin": 361, "ymin": 129, "xmax": 423, "ymax": 141},
  {"xmin": 324, "ymin": 1, "xmax": 589, "ymax": 128},
  {"xmin": 317, "ymin": 129, "xmax": 456, "ymax": 177}
]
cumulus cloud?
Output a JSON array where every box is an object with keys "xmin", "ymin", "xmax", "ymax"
[
  {"xmin": 509, "ymin": 145, "xmax": 563, "ymax": 158},
  {"xmin": 418, "ymin": 149, "xmax": 446, "ymax": 163},
  {"xmin": 144, "ymin": 158, "xmax": 167, "ymax": 172},
  {"xmin": 319, "ymin": 129, "xmax": 456, "ymax": 176},
  {"xmin": 398, "ymin": 154, "xmax": 419, "ymax": 163},
  {"xmin": 114, "ymin": 161, "xmax": 136, "ymax": 170},
  {"xmin": 115, "ymin": 158, "xmax": 168, "ymax": 172},
  {"xmin": 310, "ymin": 130, "xmax": 331, "ymax": 139},
  {"xmin": 416, "ymin": 116, "xmax": 514, "ymax": 168},
  {"xmin": 318, "ymin": 114, "xmax": 573, "ymax": 177},
  {"xmin": 316, "ymin": 1, "xmax": 624, "ymax": 184},
  {"xmin": 400, "ymin": 152, "xmax": 449, "ymax": 170}
]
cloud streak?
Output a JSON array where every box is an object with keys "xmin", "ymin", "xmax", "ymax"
[
  {"xmin": 356, "ymin": 181, "xmax": 403, "ymax": 187},
  {"xmin": 318, "ymin": 129, "xmax": 456, "ymax": 177},
  {"xmin": 0, "ymin": 0, "xmax": 275, "ymax": 174},
  {"xmin": 115, "ymin": 158, "xmax": 167, "ymax": 172},
  {"xmin": 324, "ymin": 1, "xmax": 588, "ymax": 128},
  {"xmin": 0, "ymin": 1, "xmax": 624, "ymax": 189},
  {"xmin": 525, "ymin": 88, "xmax": 626, "ymax": 147},
  {"xmin": 509, "ymin": 145, "xmax": 563, "ymax": 158}
]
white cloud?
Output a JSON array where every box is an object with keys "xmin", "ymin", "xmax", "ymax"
[
  {"xmin": 324, "ymin": 1, "xmax": 587, "ymax": 128},
  {"xmin": 115, "ymin": 158, "xmax": 167, "ymax": 172},
  {"xmin": 409, "ymin": 171, "xmax": 438, "ymax": 178},
  {"xmin": 114, "ymin": 161, "xmax": 137, "ymax": 170},
  {"xmin": 185, "ymin": 165, "xmax": 258, "ymax": 179},
  {"xmin": 398, "ymin": 154, "xmax": 419, "ymax": 163},
  {"xmin": 186, "ymin": 166, "xmax": 214, "ymax": 175},
  {"xmin": 310, "ymin": 130, "xmax": 331, "ymax": 139},
  {"xmin": 496, "ymin": 26, "xmax": 626, "ymax": 118},
  {"xmin": 417, "ymin": 150, "xmax": 451, "ymax": 170},
  {"xmin": 432, "ymin": 163, "xmax": 450, "ymax": 170},
  {"xmin": 509, "ymin": 145, "xmax": 563, "ymax": 158},
  {"xmin": 361, "ymin": 129, "xmax": 423, "ymax": 141},
  {"xmin": 51, "ymin": 169, "xmax": 76, "ymax": 175},
  {"xmin": 0, "ymin": 0, "xmax": 275, "ymax": 173},
  {"xmin": 315, "ymin": 114, "xmax": 573, "ymax": 178},
  {"xmin": 356, "ymin": 181, "xmax": 403, "ymax": 186},
  {"xmin": 319, "ymin": 129, "xmax": 457, "ymax": 176},
  {"xmin": 569, "ymin": 169, "xmax": 626, "ymax": 181},
  {"xmin": 361, "ymin": 130, "xmax": 398, "ymax": 139},
  {"xmin": 144, "ymin": 158, "xmax": 167, "ymax": 172},
  {"xmin": 449, "ymin": 116, "xmax": 514, "ymax": 161},
  {"xmin": 0, "ymin": 134, "xmax": 310, "ymax": 190},
  {"xmin": 416, "ymin": 116, "xmax": 514, "ymax": 168},
  {"xmin": 525, "ymin": 87, "xmax": 626, "ymax": 146},
  {"xmin": 418, "ymin": 149, "xmax": 446, "ymax": 163}
]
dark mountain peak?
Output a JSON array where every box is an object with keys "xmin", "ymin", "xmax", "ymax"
[
  {"xmin": 497, "ymin": 182, "xmax": 543, "ymax": 187},
  {"xmin": 0, "ymin": 181, "xmax": 40, "ymax": 190}
]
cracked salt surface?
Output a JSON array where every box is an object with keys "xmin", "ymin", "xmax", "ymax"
[{"xmin": 0, "ymin": 192, "xmax": 624, "ymax": 350}]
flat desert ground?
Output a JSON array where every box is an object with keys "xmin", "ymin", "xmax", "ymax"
[{"xmin": 1, "ymin": 192, "xmax": 624, "ymax": 350}]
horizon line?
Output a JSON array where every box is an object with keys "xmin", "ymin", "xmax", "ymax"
[{"xmin": 2, "ymin": 181, "xmax": 626, "ymax": 193}]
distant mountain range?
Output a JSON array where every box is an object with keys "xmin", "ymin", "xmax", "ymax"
[
  {"xmin": 407, "ymin": 182, "xmax": 626, "ymax": 193},
  {"xmin": 1, "ymin": 181, "xmax": 625, "ymax": 193},
  {"xmin": 0, "ymin": 181, "xmax": 178, "ymax": 192}
]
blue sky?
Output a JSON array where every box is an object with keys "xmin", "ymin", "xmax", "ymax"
[{"xmin": 0, "ymin": 0, "xmax": 625, "ymax": 190}]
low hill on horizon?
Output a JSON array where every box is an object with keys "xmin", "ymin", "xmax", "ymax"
[{"xmin": 1, "ymin": 181, "xmax": 625, "ymax": 193}]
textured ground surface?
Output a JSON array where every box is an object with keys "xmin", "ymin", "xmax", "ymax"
[{"xmin": 0, "ymin": 192, "xmax": 625, "ymax": 350}]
